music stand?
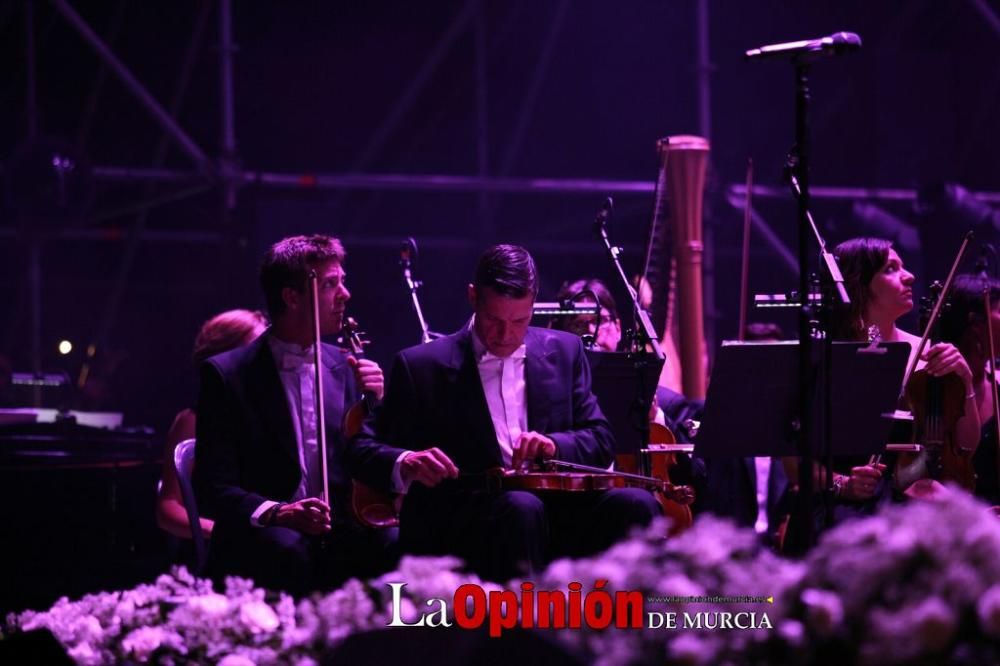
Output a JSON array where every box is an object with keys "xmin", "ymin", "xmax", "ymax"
[
  {"xmin": 695, "ymin": 340, "xmax": 909, "ymax": 458},
  {"xmin": 585, "ymin": 350, "xmax": 664, "ymax": 456}
]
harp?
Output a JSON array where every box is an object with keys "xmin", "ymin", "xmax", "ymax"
[{"xmin": 640, "ymin": 135, "xmax": 710, "ymax": 399}]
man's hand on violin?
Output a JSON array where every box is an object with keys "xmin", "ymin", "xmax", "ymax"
[
  {"xmin": 511, "ymin": 431, "xmax": 557, "ymax": 470},
  {"xmin": 273, "ymin": 498, "xmax": 331, "ymax": 535},
  {"xmin": 347, "ymin": 357, "xmax": 385, "ymax": 400},
  {"xmin": 840, "ymin": 463, "xmax": 886, "ymax": 502},
  {"xmin": 400, "ymin": 447, "xmax": 459, "ymax": 487},
  {"xmin": 922, "ymin": 343, "xmax": 973, "ymax": 387}
]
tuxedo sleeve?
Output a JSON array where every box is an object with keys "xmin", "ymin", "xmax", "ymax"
[
  {"xmin": 345, "ymin": 353, "xmax": 411, "ymax": 493},
  {"xmin": 547, "ymin": 336, "xmax": 615, "ymax": 467},
  {"xmin": 193, "ymin": 361, "xmax": 267, "ymax": 524}
]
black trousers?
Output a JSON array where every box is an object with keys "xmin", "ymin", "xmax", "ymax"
[
  {"xmin": 400, "ymin": 487, "xmax": 661, "ymax": 582},
  {"xmin": 208, "ymin": 520, "xmax": 399, "ymax": 596}
]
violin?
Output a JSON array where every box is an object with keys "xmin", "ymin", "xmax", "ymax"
[
  {"xmin": 489, "ymin": 457, "xmax": 694, "ymax": 531},
  {"xmin": 900, "ymin": 252, "xmax": 978, "ymax": 492},
  {"xmin": 490, "ymin": 459, "xmax": 694, "ymax": 500},
  {"xmin": 341, "ymin": 317, "xmax": 401, "ymax": 528},
  {"xmin": 616, "ymin": 422, "xmax": 694, "ymax": 535}
]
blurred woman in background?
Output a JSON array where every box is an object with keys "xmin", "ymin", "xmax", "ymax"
[{"xmin": 156, "ymin": 309, "xmax": 268, "ymax": 539}]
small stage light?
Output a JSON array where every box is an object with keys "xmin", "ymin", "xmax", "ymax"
[{"xmin": 58, "ymin": 340, "xmax": 73, "ymax": 355}]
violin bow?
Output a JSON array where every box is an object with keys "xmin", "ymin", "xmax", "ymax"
[
  {"xmin": 901, "ymin": 231, "xmax": 974, "ymax": 390},
  {"xmin": 870, "ymin": 231, "xmax": 973, "ymax": 469},
  {"xmin": 308, "ymin": 270, "xmax": 330, "ymax": 505}
]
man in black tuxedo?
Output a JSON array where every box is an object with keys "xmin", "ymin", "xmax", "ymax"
[
  {"xmin": 193, "ymin": 234, "xmax": 392, "ymax": 594},
  {"xmin": 350, "ymin": 245, "xmax": 661, "ymax": 581}
]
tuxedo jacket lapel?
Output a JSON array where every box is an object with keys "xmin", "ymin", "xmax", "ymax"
[
  {"xmin": 320, "ymin": 345, "xmax": 349, "ymax": 440},
  {"xmin": 452, "ymin": 329, "xmax": 504, "ymax": 468},
  {"xmin": 525, "ymin": 329, "xmax": 554, "ymax": 433},
  {"xmin": 245, "ymin": 338, "xmax": 298, "ymax": 464}
]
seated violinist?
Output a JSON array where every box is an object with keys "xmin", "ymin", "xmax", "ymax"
[
  {"xmin": 350, "ymin": 246, "xmax": 661, "ymax": 582},
  {"xmin": 939, "ymin": 273, "xmax": 1000, "ymax": 505},
  {"xmin": 787, "ymin": 238, "xmax": 980, "ymax": 541},
  {"xmin": 193, "ymin": 234, "xmax": 395, "ymax": 594}
]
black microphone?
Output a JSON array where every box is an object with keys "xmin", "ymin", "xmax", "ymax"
[
  {"xmin": 976, "ymin": 244, "xmax": 993, "ymax": 279},
  {"xmin": 400, "ymin": 237, "xmax": 417, "ymax": 267},
  {"xmin": 745, "ymin": 32, "xmax": 861, "ymax": 62},
  {"xmin": 593, "ymin": 197, "xmax": 613, "ymax": 234}
]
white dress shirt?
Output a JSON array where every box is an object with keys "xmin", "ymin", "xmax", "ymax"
[
  {"xmin": 469, "ymin": 326, "xmax": 528, "ymax": 468},
  {"xmin": 391, "ymin": 322, "xmax": 529, "ymax": 492},
  {"xmin": 249, "ymin": 335, "xmax": 324, "ymax": 526}
]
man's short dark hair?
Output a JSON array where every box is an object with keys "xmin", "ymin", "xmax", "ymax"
[
  {"xmin": 473, "ymin": 244, "xmax": 538, "ymax": 298},
  {"xmin": 260, "ymin": 234, "xmax": 346, "ymax": 318}
]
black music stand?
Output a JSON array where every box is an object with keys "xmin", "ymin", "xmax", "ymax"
[
  {"xmin": 695, "ymin": 340, "xmax": 909, "ymax": 458},
  {"xmin": 585, "ymin": 350, "xmax": 664, "ymax": 456}
]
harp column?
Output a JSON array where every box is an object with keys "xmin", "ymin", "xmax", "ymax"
[{"xmin": 660, "ymin": 135, "xmax": 710, "ymax": 400}]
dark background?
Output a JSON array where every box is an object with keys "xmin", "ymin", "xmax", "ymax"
[{"xmin": 2, "ymin": 0, "xmax": 998, "ymax": 432}]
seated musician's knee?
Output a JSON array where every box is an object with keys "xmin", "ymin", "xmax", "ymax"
[
  {"xmin": 493, "ymin": 490, "xmax": 547, "ymax": 527},
  {"xmin": 603, "ymin": 488, "xmax": 661, "ymax": 526}
]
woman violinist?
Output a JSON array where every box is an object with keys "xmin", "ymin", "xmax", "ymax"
[
  {"xmin": 825, "ymin": 237, "xmax": 979, "ymax": 509},
  {"xmin": 939, "ymin": 273, "xmax": 1000, "ymax": 504}
]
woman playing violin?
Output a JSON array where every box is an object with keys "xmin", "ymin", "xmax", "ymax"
[
  {"xmin": 939, "ymin": 273, "xmax": 1000, "ymax": 504},
  {"xmin": 827, "ymin": 237, "xmax": 979, "ymax": 504}
]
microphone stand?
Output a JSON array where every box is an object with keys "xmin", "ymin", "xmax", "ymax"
[
  {"xmin": 400, "ymin": 238, "xmax": 441, "ymax": 344},
  {"xmin": 594, "ymin": 198, "xmax": 663, "ymax": 356},
  {"xmin": 782, "ymin": 60, "xmax": 851, "ymax": 554},
  {"xmin": 594, "ymin": 198, "xmax": 664, "ymax": 473}
]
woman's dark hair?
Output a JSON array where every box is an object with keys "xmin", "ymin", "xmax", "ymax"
[
  {"xmin": 832, "ymin": 237, "xmax": 894, "ymax": 341},
  {"xmin": 473, "ymin": 244, "xmax": 538, "ymax": 298},
  {"xmin": 260, "ymin": 235, "xmax": 346, "ymax": 318},
  {"xmin": 939, "ymin": 273, "xmax": 1000, "ymax": 350},
  {"xmin": 550, "ymin": 278, "xmax": 618, "ymax": 332}
]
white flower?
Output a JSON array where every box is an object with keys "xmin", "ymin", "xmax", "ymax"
[
  {"xmin": 186, "ymin": 593, "xmax": 230, "ymax": 619},
  {"xmin": 218, "ymin": 655, "xmax": 257, "ymax": 666},
  {"xmin": 777, "ymin": 618, "xmax": 805, "ymax": 647},
  {"xmin": 977, "ymin": 584, "xmax": 1000, "ymax": 638},
  {"xmin": 655, "ymin": 574, "xmax": 703, "ymax": 599},
  {"xmin": 121, "ymin": 626, "xmax": 169, "ymax": 661},
  {"xmin": 800, "ymin": 588, "xmax": 843, "ymax": 637},
  {"xmin": 67, "ymin": 641, "xmax": 103, "ymax": 666},
  {"xmin": 542, "ymin": 557, "xmax": 575, "ymax": 584},
  {"xmin": 240, "ymin": 600, "xmax": 280, "ymax": 634},
  {"xmin": 669, "ymin": 632, "xmax": 711, "ymax": 665},
  {"xmin": 73, "ymin": 614, "xmax": 105, "ymax": 644}
]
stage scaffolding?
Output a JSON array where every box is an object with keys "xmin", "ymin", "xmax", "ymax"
[{"xmin": 5, "ymin": 0, "xmax": 1000, "ymax": 391}]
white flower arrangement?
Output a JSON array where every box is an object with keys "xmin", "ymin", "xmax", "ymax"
[
  {"xmin": 4, "ymin": 490, "xmax": 1000, "ymax": 665},
  {"xmin": 777, "ymin": 488, "xmax": 1000, "ymax": 665}
]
